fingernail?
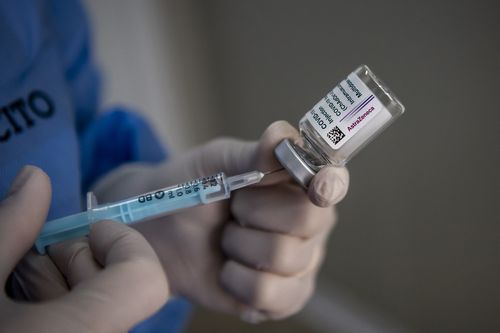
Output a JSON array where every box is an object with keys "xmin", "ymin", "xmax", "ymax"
[
  {"xmin": 7, "ymin": 165, "xmax": 35, "ymax": 196},
  {"xmin": 316, "ymin": 179, "xmax": 334, "ymax": 201},
  {"xmin": 241, "ymin": 309, "xmax": 268, "ymax": 324},
  {"xmin": 313, "ymin": 173, "xmax": 346, "ymax": 206},
  {"xmin": 330, "ymin": 175, "xmax": 346, "ymax": 204},
  {"xmin": 312, "ymin": 178, "xmax": 334, "ymax": 207}
]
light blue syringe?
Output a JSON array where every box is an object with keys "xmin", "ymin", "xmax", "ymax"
[{"xmin": 35, "ymin": 170, "xmax": 271, "ymax": 254}]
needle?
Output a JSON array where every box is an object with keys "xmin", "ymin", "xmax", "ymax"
[{"xmin": 263, "ymin": 167, "xmax": 285, "ymax": 176}]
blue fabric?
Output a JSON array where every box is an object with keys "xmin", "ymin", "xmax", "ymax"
[
  {"xmin": 79, "ymin": 108, "xmax": 167, "ymax": 193},
  {"xmin": 0, "ymin": 0, "xmax": 191, "ymax": 331},
  {"xmin": 131, "ymin": 298, "xmax": 192, "ymax": 333}
]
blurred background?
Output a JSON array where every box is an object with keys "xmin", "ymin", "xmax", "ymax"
[{"xmin": 84, "ymin": 0, "xmax": 499, "ymax": 332}]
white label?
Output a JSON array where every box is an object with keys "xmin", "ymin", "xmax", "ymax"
[{"xmin": 303, "ymin": 72, "xmax": 385, "ymax": 149}]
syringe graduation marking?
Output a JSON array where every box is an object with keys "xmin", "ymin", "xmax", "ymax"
[{"xmin": 137, "ymin": 173, "xmax": 222, "ymax": 204}]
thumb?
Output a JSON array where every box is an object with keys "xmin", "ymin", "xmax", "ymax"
[
  {"xmin": 307, "ymin": 166, "xmax": 350, "ymax": 207},
  {"xmin": 253, "ymin": 120, "xmax": 300, "ymax": 185},
  {"xmin": 183, "ymin": 121, "xmax": 299, "ymax": 184},
  {"xmin": 0, "ymin": 166, "xmax": 51, "ymax": 283}
]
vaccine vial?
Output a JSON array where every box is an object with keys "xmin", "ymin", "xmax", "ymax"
[{"xmin": 275, "ymin": 65, "xmax": 405, "ymax": 188}]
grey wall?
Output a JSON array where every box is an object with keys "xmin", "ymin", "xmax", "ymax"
[{"xmin": 197, "ymin": 1, "xmax": 500, "ymax": 332}]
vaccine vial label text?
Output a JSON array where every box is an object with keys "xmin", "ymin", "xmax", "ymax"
[{"xmin": 304, "ymin": 72, "xmax": 385, "ymax": 149}]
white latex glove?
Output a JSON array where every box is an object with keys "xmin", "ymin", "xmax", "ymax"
[
  {"xmin": 1, "ymin": 166, "xmax": 168, "ymax": 332},
  {"xmin": 93, "ymin": 121, "xmax": 349, "ymax": 322}
]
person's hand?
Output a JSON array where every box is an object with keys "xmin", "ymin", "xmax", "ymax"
[
  {"xmin": 1, "ymin": 166, "xmax": 169, "ymax": 332},
  {"xmin": 93, "ymin": 121, "xmax": 349, "ymax": 322}
]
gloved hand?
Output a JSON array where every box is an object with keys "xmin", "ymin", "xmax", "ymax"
[
  {"xmin": 1, "ymin": 166, "xmax": 169, "ymax": 332},
  {"xmin": 93, "ymin": 121, "xmax": 349, "ymax": 322}
]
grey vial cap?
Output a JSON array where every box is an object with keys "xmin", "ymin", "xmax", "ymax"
[{"xmin": 274, "ymin": 139, "xmax": 318, "ymax": 188}]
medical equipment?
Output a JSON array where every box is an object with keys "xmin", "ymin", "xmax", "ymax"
[
  {"xmin": 35, "ymin": 170, "xmax": 273, "ymax": 254},
  {"xmin": 275, "ymin": 65, "xmax": 405, "ymax": 187}
]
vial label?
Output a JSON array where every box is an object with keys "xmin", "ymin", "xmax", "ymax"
[{"xmin": 303, "ymin": 72, "xmax": 386, "ymax": 149}]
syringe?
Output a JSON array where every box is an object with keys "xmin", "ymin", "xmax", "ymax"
[{"xmin": 35, "ymin": 170, "xmax": 271, "ymax": 254}]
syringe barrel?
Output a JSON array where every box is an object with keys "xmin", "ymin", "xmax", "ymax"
[
  {"xmin": 95, "ymin": 172, "xmax": 231, "ymax": 223},
  {"xmin": 35, "ymin": 173, "xmax": 230, "ymax": 254},
  {"xmin": 35, "ymin": 212, "xmax": 92, "ymax": 254}
]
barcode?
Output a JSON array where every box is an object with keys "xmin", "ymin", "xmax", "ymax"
[{"xmin": 327, "ymin": 126, "xmax": 345, "ymax": 145}]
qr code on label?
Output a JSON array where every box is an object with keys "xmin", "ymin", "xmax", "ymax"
[{"xmin": 327, "ymin": 126, "xmax": 346, "ymax": 145}]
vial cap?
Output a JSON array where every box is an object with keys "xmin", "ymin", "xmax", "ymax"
[{"xmin": 274, "ymin": 139, "xmax": 317, "ymax": 188}]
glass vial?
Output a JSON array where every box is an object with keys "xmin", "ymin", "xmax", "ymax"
[{"xmin": 275, "ymin": 65, "xmax": 405, "ymax": 188}]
